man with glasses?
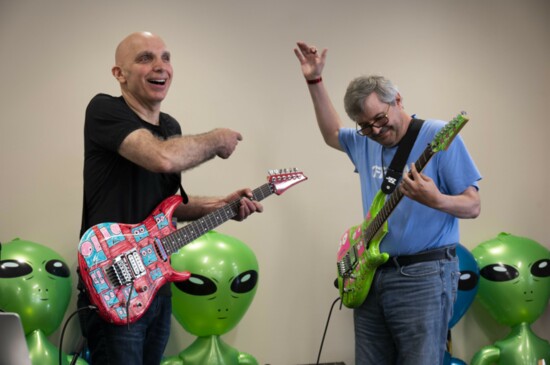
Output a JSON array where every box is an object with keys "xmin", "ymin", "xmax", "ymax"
[{"xmin": 294, "ymin": 41, "xmax": 481, "ymax": 365}]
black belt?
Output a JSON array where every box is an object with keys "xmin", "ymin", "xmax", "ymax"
[{"xmin": 379, "ymin": 246, "xmax": 456, "ymax": 269}]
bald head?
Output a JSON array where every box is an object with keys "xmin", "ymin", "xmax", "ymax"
[
  {"xmin": 111, "ymin": 31, "xmax": 173, "ymax": 115},
  {"xmin": 114, "ymin": 31, "xmax": 165, "ymax": 67}
]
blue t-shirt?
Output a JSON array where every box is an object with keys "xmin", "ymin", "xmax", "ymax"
[{"xmin": 338, "ymin": 119, "xmax": 481, "ymax": 256}]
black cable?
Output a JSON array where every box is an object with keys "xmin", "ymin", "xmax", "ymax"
[
  {"xmin": 69, "ymin": 335, "xmax": 87, "ymax": 365},
  {"xmin": 316, "ymin": 296, "xmax": 342, "ymax": 365},
  {"xmin": 59, "ymin": 305, "xmax": 97, "ymax": 365}
]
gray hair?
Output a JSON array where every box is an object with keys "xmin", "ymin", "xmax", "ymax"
[{"xmin": 343, "ymin": 75, "xmax": 399, "ymax": 122}]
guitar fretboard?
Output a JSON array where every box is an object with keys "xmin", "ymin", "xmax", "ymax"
[
  {"xmin": 160, "ymin": 183, "xmax": 273, "ymax": 255},
  {"xmin": 363, "ymin": 146, "xmax": 435, "ymax": 243}
]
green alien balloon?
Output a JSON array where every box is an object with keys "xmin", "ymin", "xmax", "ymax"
[
  {"xmin": 164, "ymin": 231, "xmax": 259, "ymax": 365},
  {"xmin": 0, "ymin": 238, "xmax": 72, "ymax": 335},
  {"xmin": 0, "ymin": 238, "xmax": 87, "ymax": 365},
  {"xmin": 471, "ymin": 232, "xmax": 550, "ymax": 365}
]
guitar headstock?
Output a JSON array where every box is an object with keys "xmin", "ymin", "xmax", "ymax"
[
  {"xmin": 431, "ymin": 111, "xmax": 469, "ymax": 153},
  {"xmin": 267, "ymin": 168, "xmax": 308, "ymax": 195}
]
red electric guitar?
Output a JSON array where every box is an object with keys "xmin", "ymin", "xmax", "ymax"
[{"xmin": 78, "ymin": 168, "xmax": 307, "ymax": 325}]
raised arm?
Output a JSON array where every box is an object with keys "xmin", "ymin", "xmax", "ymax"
[
  {"xmin": 294, "ymin": 41, "xmax": 345, "ymax": 151},
  {"xmin": 118, "ymin": 127, "xmax": 243, "ymax": 173}
]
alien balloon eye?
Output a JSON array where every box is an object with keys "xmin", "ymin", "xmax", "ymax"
[
  {"xmin": 45, "ymin": 260, "xmax": 70, "ymax": 278},
  {"xmin": 531, "ymin": 259, "xmax": 550, "ymax": 278},
  {"xmin": 458, "ymin": 270, "xmax": 479, "ymax": 291},
  {"xmin": 174, "ymin": 274, "xmax": 217, "ymax": 296},
  {"xmin": 231, "ymin": 270, "xmax": 258, "ymax": 294},
  {"xmin": 480, "ymin": 263, "xmax": 519, "ymax": 282},
  {"xmin": 0, "ymin": 260, "xmax": 33, "ymax": 278}
]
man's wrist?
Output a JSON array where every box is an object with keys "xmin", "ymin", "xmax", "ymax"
[{"xmin": 306, "ymin": 77, "xmax": 322, "ymax": 85}]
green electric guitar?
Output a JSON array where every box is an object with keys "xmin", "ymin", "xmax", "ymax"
[{"xmin": 336, "ymin": 111, "xmax": 470, "ymax": 308}]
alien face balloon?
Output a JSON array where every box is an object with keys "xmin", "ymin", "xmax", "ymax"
[
  {"xmin": 0, "ymin": 238, "xmax": 71, "ymax": 336},
  {"xmin": 171, "ymin": 231, "xmax": 259, "ymax": 337},
  {"xmin": 449, "ymin": 243, "xmax": 479, "ymax": 329},
  {"xmin": 472, "ymin": 232, "xmax": 550, "ymax": 326}
]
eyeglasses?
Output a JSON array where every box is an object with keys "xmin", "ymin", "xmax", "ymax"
[{"xmin": 356, "ymin": 103, "xmax": 391, "ymax": 136}]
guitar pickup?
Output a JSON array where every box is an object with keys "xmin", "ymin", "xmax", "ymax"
[
  {"xmin": 106, "ymin": 249, "xmax": 146, "ymax": 288},
  {"xmin": 349, "ymin": 245, "xmax": 359, "ymax": 269},
  {"xmin": 125, "ymin": 249, "xmax": 146, "ymax": 278}
]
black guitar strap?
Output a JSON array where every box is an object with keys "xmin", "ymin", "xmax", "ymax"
[{"xmin": 381, "ymin": 118, "xmax": 424, "ymax": 194}]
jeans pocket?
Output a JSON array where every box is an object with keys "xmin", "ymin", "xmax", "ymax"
[{"xmin": 400, "ymin": 260, "xmax": 439, "ymax": 277}]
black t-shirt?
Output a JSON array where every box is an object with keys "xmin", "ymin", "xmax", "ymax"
[
  {"xmin": 80, "ymin": 94, "xmax": 182, "ymax": 295},
  {"xmin": 81, "ymin": 94, "xmax": 182, "ymax": 235}
]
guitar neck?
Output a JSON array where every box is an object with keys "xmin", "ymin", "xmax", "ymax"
[
  {"xmin": 363, "ymin": 145, "xmax": 435, "ymax": 242},
  {"xmin": 161, "ymin": 183, "xmax": 273, "ymax": 255}
]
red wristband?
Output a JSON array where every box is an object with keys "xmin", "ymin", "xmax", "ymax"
[{"xmin": 306, "ymin": 77, "xmax": 323, "ymax": 85}]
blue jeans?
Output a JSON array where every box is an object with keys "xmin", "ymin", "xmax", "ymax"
[
  {"xmin": 78, "ymin": 292, "xmax": 172, "ymax": 365},
  {"xmin": 354, "ymin": 247, "xmax": 459, "ymax": 365}
]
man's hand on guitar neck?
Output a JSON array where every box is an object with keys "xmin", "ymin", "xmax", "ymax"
[
  {"xmin": 399, "ymin": 163, "xmax": 440, "ymax": 207},
  {"xmin": 400, "ymin": 163, "xmax": 480, "ymax": 219},
  {"xmin": 174, "ymin": 189, "xmax": 263, "ymax": 222},
  {"xmin": 223, "ymin": 188, "xmax": 264, "ymax": 221}
]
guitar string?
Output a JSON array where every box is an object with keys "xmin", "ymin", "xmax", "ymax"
[
  {"xmin": 365, "ymin": 147, "xmax": 432, "ymax": 243},
  {"xmin": 161, "ymin": 183, "xmax": 274, "ymax": 255}
]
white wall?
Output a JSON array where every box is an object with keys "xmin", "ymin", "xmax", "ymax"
[{"xmin": 1, "ymin": 0, "xmax": 549, "ymax": 364}]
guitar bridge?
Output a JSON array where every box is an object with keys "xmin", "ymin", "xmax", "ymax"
[
  {"xmin": 105, "ymin": 249, "xmax": 146, "ymax": 288},
  {"xmin": 338, "ymin": 246, "xmax": 359, "ymax": 278}
]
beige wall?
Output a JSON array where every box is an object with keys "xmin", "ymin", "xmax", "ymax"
[{"xmin": 1, "ymin": 0, "xmax": 549, "ymax": 364}]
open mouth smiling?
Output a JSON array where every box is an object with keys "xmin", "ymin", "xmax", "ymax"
[{"xmin": 148, "ymin": 79, "xmax": 166, "ymax": 85}]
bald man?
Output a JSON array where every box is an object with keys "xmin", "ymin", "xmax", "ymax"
[{"xmin": 77, "ymin": 31, "xmax": 262, "ymax": 365}]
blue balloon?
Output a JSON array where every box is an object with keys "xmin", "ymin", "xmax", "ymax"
[
  {"xmin": 444, "ymin": 351, "xmax": 467, "ymax": 365},
  {"xmin": 444, "ymin": 244, "xmax": 480, "ymax": 365},
  {"xmin": 449, "ymin": 243, "xmax": 479, "ymax": 328}
]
